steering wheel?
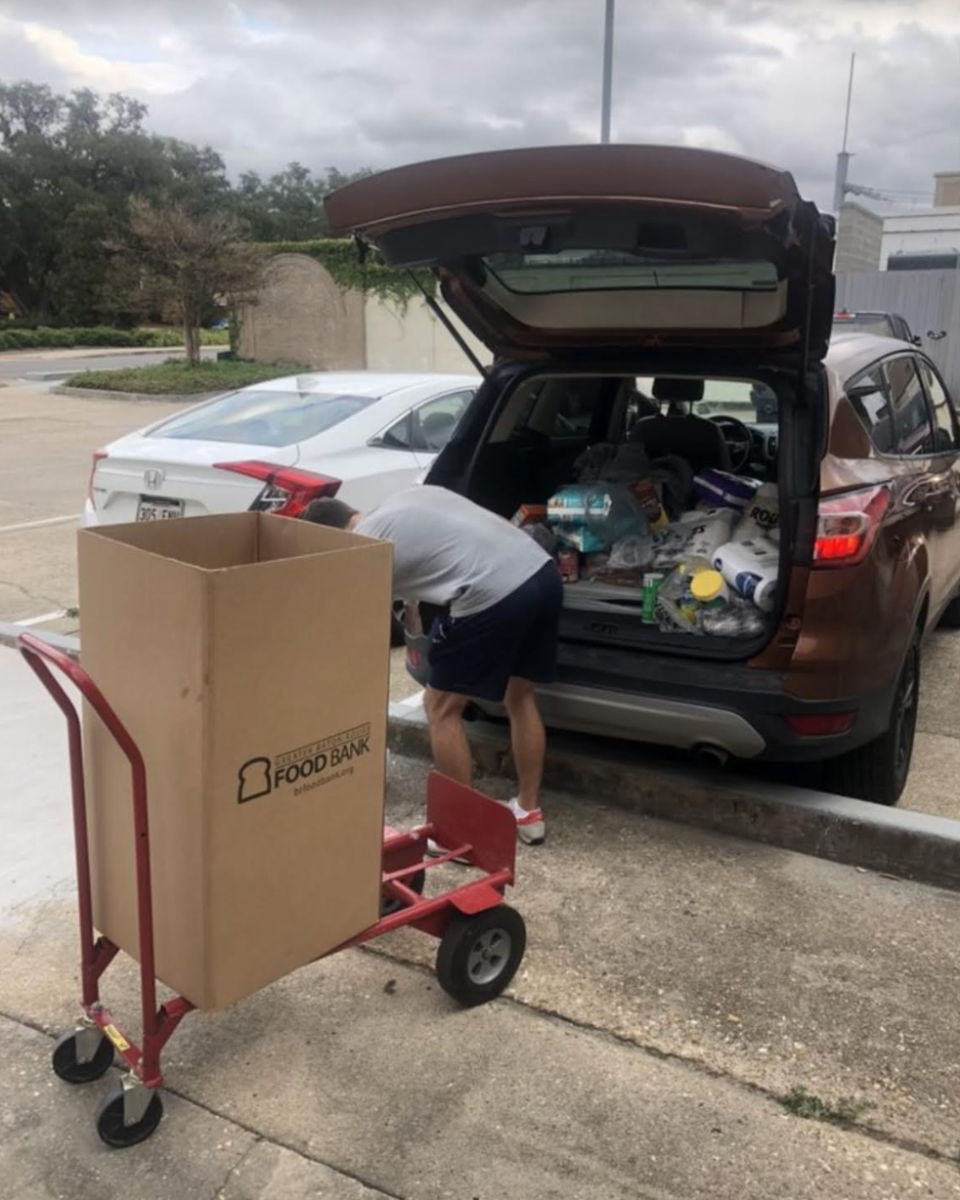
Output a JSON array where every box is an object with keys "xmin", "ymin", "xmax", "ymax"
[{"xmin": 710, "ymin": 415, "xmax": 753, "ymax": 473}]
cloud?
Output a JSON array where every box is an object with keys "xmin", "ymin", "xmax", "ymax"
[
  {"xmin": 13, "ymin": 19, "xmax": 196, "ymax": 92},
  {"xmin": 0, "ymin": 0, "xmax": 956, "ymax": 210}
]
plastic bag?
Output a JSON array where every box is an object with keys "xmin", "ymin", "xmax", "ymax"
[
  {"xmin": 680, "ymin": 508, "xmax": 738, "ymax": 560},
  {"xmin": 548, "ymin": 483, "xmax": 647, "ymax": 542},
  {"xmin": 655, "ymin": 566, "xmax": 701, "ymax": 633},
  {"xmin": 521, "ymin": 522, "xmax": 558, "ymax": 555},
  {"xmin": 702, "ymin": 598, "xmax": 768, "ymax": 638},
  {"xmin": 608, "ymin": 534, "xmax": 655, "ymax": 570}
]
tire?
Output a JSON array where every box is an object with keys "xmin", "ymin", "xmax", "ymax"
[
  {"xmin": 390, "ymin": 602, "xmax": 405, "ymax": 647},
  {"xmin": 95, "ymin": 1085, "xmax": 164, "ymax": 1148},
  {"xmin": 436, "ymin": 905, "xmax": 526, "ymax": 1007},
  {"xmin": 51, "ymin": 1030, "xmax": 114, "ymax": 1084},
  {"xmin": 380, "ymin": 869, "xmax": 425, "ymax": 917},
  {"xmin": 938, "ymin": 592, "xmax": 960, "ymax": 629},
  {"xmin": 822, "ymin": 632, "xmax": 920, "ymax": 806}
]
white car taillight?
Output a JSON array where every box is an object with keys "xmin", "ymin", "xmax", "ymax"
[
  {"xmin": 813, "ymin": 484, "xmax": 891, "ymax": 567},
  {"xmin": 213, "ymin": 460, "xmax": 342, "ymax": 518}
]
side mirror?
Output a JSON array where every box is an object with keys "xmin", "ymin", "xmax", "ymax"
[{"xmin": 912, "ymin": 336, "xmax": 922, "ymax": 346}]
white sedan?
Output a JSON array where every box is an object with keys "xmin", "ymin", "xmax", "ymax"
[{"xmin": 84, "ymin": 371, "xmax": 479, "ymax": 527}]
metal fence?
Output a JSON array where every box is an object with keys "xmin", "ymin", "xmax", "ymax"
[{"xmin": 834, "ymin": 268, "xmax": 959, "ymax": 398}]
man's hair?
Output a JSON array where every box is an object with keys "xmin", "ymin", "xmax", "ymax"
[{"xmin": 300, "ymin": 497, "xmax": 359, "ymax": 529}]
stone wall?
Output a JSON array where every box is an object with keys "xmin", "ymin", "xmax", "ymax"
[
  {"xmin": 238, "ymin": 253, "xmax": 364, "ymax": 370},
  {"xmin": 834, "ymin": 202, "xmax": 883, "ymax": 273},
  {"xmin": 364, "ymin": 295, "xmax": 488, "ymax": 374}
]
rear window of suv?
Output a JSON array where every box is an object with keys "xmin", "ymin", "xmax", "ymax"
[{"xmin": 150, "ymin": 389, "xmax": 375, "ymax": 447}]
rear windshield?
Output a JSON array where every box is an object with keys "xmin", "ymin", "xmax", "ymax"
[
  {"xmin": 832, "ymin": 314, "xmax": 894, "ymax": 338},
  {"xmin": 484, "ymin": 252, "xmax": 779, "ymax": 295},
  {"xmin": 149, "ymin": 389, "xmax": 376, "ymax": 447}
]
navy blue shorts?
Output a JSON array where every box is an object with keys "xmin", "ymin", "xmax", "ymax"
[{"xmin": 428, "ymin": 562, "xmax": 563, "ymax": 702}]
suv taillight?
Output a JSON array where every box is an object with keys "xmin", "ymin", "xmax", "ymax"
[
  {"xmin": 87, "ymin": 449, "xmax": 107, "ymax": 506},
  {"xmin": 813, "ymin": 484, "xmax": 891, "ymax": 568},
  {"xmin": 213, "ymin": 460, "xmax": 341, "ymax": 518}
]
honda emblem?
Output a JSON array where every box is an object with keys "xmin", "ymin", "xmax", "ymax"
[{"xmin": 144, "ymin": 467, "xmax": 165, "ymax": 490}]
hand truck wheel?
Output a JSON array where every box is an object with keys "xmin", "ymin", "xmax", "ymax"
[
  {"xmin": 51, "ymin": 1029, "xmax": 115, "ymax": 1084},
  {"xmin": 95, "ymin": 1082, "xmax": 164, "ymax": 1147},
  {"xmin": 380, "ymin": 869, "xmax": 426, "ymax": 917},
  {"xmin": 436, "ymin": 904, "xmax": 526, "ymax": 1007}
]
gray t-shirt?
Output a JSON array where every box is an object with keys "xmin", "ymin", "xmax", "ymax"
[{"xmin": 355, "ymin": 486, "xmax": 550, "ymax": 618}]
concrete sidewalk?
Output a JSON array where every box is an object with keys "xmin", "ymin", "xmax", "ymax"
[{"xmin": 1, "ymin": 646, "xmax": 959, "ymax": 1197}]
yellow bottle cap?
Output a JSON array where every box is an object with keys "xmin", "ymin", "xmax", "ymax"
[{"xmin": 690, "ymin": 569, "xmax": 725, "ymax": 602}]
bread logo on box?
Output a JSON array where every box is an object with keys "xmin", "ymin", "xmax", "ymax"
[{"xmin": 237, "ymin": 724, "xmax": 372, "ymax": 804}]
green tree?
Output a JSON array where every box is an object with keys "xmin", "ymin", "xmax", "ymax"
[
  {"xmin": 118, "ymin": 199, "xmax": 265, "ymax": 364},
  {"xmin": 0, "ymin": 77, "xmax": 375, "ymax": 325},
  {"xmin": 235, "ymin": 162, "xmax": 374, "ymax": 242},
  {"xmin": 0, "ymin": 80, "xmax": 228, "ymax": 320}
]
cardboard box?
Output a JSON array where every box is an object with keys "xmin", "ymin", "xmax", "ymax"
[
  {"xmin": 510, "ymin": 504, "xmax": 547, "ymax": 527},
  {"xmin": 78, "ymin": 513, "xmax": 392, "ymax": 1010}
]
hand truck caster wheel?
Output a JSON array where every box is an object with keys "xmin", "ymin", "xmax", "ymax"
[
  {"xmin": 96, "ymin": 1081, "xmax": 164, "ymax": 1147},
  {"xmin": 51, "ymin": 1029, "xmax": 115, "ymax": 1084},
  {"xmin": 436, "ymin": 904, "xmax": 526, "ymax": 1007}
]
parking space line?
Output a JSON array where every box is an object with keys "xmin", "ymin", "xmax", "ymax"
[
  {"xmin": 15, "ymin": 610, "xmax": 68, "ymax": 627},
  {"xmin": 0, "ymin": 515, "xmax": 79, "ymax": 535}
]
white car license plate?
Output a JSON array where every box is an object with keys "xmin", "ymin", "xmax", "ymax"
[{"xmin": 136, "ymin": 496, "xmax": 185, "ymax": 522}]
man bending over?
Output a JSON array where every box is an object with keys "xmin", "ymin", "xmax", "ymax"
[{"xmin": 302, "ymin": 486, "xmax": 562, "ymax": 845}]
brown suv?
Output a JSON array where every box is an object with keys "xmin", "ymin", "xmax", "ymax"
[{"xmin": 326, "ymin": 146, "xmax": 960, "ymax": 805}]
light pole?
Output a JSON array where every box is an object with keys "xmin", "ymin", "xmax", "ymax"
[{"xmin": 600, "ymin": 0, "xmax": 615, "ymax": 143}]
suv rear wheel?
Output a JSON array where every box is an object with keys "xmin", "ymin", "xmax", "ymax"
[{"xmin": 822, "ymin": 631, "xmax": 920, "ymax": 806}]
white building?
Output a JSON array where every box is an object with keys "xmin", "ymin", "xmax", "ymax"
[{"xmin": 881, "ymin": 207, "xmax": 960, "ymax": 269}]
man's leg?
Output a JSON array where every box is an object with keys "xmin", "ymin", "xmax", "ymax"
[
  {"xmin": 423, "ymin": 686, "xmax": 472, "ymax": 785},
  {"xmin": 504, "ymin": 677, "xmax": 545, "ymax": 810}
]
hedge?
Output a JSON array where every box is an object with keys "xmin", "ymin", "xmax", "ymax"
[{"xmin": 0, "ymin": 326, "xmax": 230, "ymax": 352}]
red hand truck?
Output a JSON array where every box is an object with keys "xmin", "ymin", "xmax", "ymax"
[{"xmin": 19, "ymin": 632, "xmax": 526, "ymax": 1148}]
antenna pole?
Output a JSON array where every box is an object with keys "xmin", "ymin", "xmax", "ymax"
[
  {"xmin": 841, "ymin": 52, "xmax": 856, "ymax": 153},
  {"xmin": 600, "ymin": 0, "xmax": 615, "ymax": 143}
]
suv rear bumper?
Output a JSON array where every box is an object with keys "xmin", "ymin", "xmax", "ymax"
[{"xmin": 404, "ymin": 632, "xmax": 897, "ymax": 763}]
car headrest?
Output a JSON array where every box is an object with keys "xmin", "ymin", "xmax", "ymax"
[{"xmin": 652, "ymin": 377, "xmax": 704, "ymax": 403}]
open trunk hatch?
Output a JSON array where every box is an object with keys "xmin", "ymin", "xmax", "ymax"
[{"xmin": 325, "ymin": 145, "xmax": 835, "ymax": 362}]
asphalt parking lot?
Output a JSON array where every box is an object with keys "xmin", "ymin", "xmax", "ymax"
[{"xmin": 2, "ymin": 381, "xmax": 957, "ymax": 817}]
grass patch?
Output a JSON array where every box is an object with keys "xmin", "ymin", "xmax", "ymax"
[
  {"xmin": 781, "ymin": 1086, "xmax": 875, "ymax": 1126},
  {"xmin": 0, "ymin": 326, "xmax": 229, "ymax": 353},
  {"xmin": 65, "ymin": 358, "xmax": 312, "ymax": 395}
]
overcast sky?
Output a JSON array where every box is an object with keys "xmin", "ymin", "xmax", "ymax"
[{"xmin": 0, "ymin": 0, "xmax": 957, "ymax": 211}]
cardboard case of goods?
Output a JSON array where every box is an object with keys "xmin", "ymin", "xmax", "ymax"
[{"xmin": 77, "ymin": 513, "xmax": 392, "ymax": 1011}]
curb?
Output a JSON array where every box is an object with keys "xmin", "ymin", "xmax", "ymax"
[
  {"xmin": 388, "ymin": 697, "xmax": 960, "ymax": 891},
  {"xmin": 5, "ymin": 631, "xmax": 955, "ymax": 890},
  {"xmin": 52, "ymin": 386, "xmax": 217, "ymax": 403},
  {"xmin": 0, "ymin": 625, "xmax": 80, "ymax": 660}
]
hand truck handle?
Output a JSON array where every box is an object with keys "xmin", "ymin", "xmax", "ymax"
[{"xmin": 18, "ymin": 632, "xmax": 160, "ymax": 1047}]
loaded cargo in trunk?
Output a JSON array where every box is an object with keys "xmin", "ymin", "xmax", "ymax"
[{"xmin": 461, "ymin": 370, "xmax": 791, "ymax": 659}]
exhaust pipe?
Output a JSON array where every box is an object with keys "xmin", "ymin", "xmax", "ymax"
[{"xmin": 694, "ymin": 744, "xmax": 729, "ymax": 769}]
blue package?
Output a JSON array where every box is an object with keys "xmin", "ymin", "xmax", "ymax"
[{"xmin": 693, "ymin": 469, "xmax": 759, "ymax": 511}]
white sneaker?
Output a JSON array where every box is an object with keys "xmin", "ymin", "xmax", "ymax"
[
  {"xmin": 425, "ymin": 838, "xmax": 470, "ymax": 864},
  {"xmin": 505, "ymin": 798, "xmax": 546, "ymax": 845}
]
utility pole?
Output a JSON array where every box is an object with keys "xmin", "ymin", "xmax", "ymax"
[
  {"xmin": 833, "ymin": 52, "xmax": 856, "ymax": 212},
  {"xmin": 601, "ymin": 0, "xmax": 615, "ymax": 143}
]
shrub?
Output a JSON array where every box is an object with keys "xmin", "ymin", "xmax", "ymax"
[{"xmin": 0, "ymin": 325, "xmax": 228, "ymax": 352}]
